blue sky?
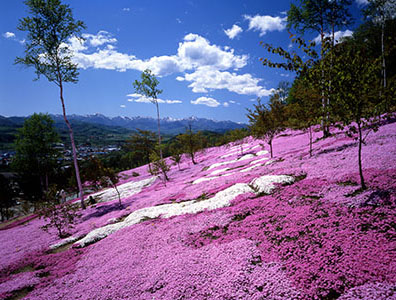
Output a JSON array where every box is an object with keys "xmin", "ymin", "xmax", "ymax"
[{"xmin": 1, "ymin": 0, "xmax": 367, "ymax": 123}]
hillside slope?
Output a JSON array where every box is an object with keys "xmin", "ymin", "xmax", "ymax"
[{"xmin": 0, "ymin": 120, "xmax": 395, "ymax": 299}]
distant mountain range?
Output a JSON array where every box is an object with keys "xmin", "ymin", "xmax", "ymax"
[{"xmin": 1, "ymin": 114, "xmax": 246, "ymax": 135}]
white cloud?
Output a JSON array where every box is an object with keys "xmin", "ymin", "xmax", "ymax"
[
  {"xmin": 244, "ymin": 15, "xmax": 286, "ymax": 36},
  {"xmin": 3, "ymin": 32, "xmax": 15, "ymax": 38},
  {"xmin": 177, "ymin": 33, "xmax": 247, "ymax": 71},
  {"xmin": 224, "ymin": 24, "xmax": 243, "ymax": 39},
  {"xmin": 223, "ymin": 102, "xmax": 230, "ymax": 107},
  {"xmin": 355, "ymin": 0, "xmax": 368, "ymax": 5},
  {"xmin": 65, "ymin": 31, "xmax": 274, "ymax": 97},
  {"xmin": 313, "ymin": 30, "xmax": 353, "ymax": 44},
  {"xmin": 191, "ymin": 96, "xmax": 220, "ymax": 107},
  {"xmin": 67, "ymin": 32, "xmax": 247, "ymax": 77},
  {"xmin": 82, "ymin": 31, "xmax": 117, "ymax": 47},
  {"xmin": 180, "ymin": 66, "xmax": 273, "ymax": 97},
  {"xmin": 229, "ymin": 100, "xmax": 236, "ymax": 104},
  {"xmin": 120, "ymin": 104, "xmax": 126, "ymax": 108},
  {"xmin": 122, "ymin": 7, "xmax": 130, "ymax": 11},
  {"xmin": 127, "ymin": 93, "xmax": 182, "ymax": 104}
]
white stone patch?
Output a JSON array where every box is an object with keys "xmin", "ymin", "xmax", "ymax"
[
  {"xmin": 237, "ymin": 153, "xmax": 256, "ymax": 161},
  {"xmin": 250, "ymin": 157, "xmax": 269, "ymax": 165},
  {"xmin": 76, "ymin": 183, "xmax": 252, "ymax": 247},
  {"xmin": 256, "ymin": 150, "xmax": 269, "ymax": 156},
  {"xmin": 207, "ymin": 153, "xmax": 255, "ymax": 171},
  {"xmin": 240, "ymin": 164, "xmax": 262, "ymax": 173},
  {"xmin": 210, "ymin": 167, "xmax": 229, "ymax": 176},
  {"xmin": 250, "ymin": 175, "xmax": 294, "ymax": 194},
  {"xmin": 192, "ymin": 172, "xmax": 234, "ymax": 184},
  {"xmin": 75, "ymin": 173, "xmax": 296, "ymax": 247},
  {"xmin": 220, "ymin": 151, "xmax": 239, "ymax": 159},
  {"xmin": 49, "ymin": 234, "xmax": 85, "ymax": 250},
  {"xmin": 88, "ymin": 176, "xmax": 157, "ymax": 203},
  {"xmin": 221, "ymin": 144, "xmax": 261, "ymax": 159}
]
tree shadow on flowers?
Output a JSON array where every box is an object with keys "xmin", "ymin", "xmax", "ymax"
[{"xmin": 81, "ymin": 203, "xmax": 123, "ymax": 222}]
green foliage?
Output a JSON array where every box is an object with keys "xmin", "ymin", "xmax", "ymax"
[
  {"xmin": 170, "ymin": 152, "xmax": 182, "ymax": 170},
  {"xmin": 16, "ymin": 0, "xmax": 87, "ymax": 209},
  {"xmin": 133, "ymin": 69, "xmax": 164, "ymax": 159},
  {"xmin": 247, "ymin": 95, "xmax": 285, "ymax": 158},
  {"xmin": 149, "ymin": 149, "xmax": 170, "ymax": 183},
  {"xmin": 0, "ymin": 175, "xmax": 16, "ymax": 221},
  {"xmin": 329, "ymin": 38, "xmax": 388, "ymax": 189},
  {"xmin": 82, "ymin": 157, "xmax": 122, "ymax": 206},
  {"xmin": 38, "ymin": 185, "xmax": 80, "ymax": 238},
  {"xmin": 133, "ymin": 69, "xmax": 163, "ymax": 101},
  {"xmin": 12, "ymin": 113, "xmax": 60, "ymax": 202},
  {"xmin": 287, "ymin": 0, "xmax": 352, "ymax": 44},
  {"xmin": 123, "ymin": 129, "xmax": 156, "ymax": 166},
  {"xmin": 15, "ymin": 0, "xmax": 85, "ymax": 84},
  {"xmin": 176, "ymin": 126, "xmax": 206, "ymax": 165}
]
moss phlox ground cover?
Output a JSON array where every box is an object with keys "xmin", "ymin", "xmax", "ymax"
[{"xmin": 0, "ymin": 121, "xmax": 395, "ymax": 299}]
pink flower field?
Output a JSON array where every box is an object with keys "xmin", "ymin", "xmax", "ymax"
[{"xmin": 1, "ymin": 120, "xmax": 396, "ymax": 300}]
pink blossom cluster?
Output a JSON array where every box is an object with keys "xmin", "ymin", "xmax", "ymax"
[{"xmin": 0, "ymin": 120, "xmax": 395, "ymax": 299}]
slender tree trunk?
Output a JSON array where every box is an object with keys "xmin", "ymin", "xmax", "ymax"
[
  {"xmin": 320, "ymin": 29, "xmax": 328, "ymax": 138},
  {"xmin": 191, "ymin": 151, "xmax": 196, "ymax": 165},
  {"xmin": 381, "ymin": 21, "xmax": 386, "ymax": 89},
  {"xmin": 155, "ymin": 100, "xmax": 163, "ymax": 160},
  {"xmin": 357, "ymin": 122, "xmax": 366, "ymax": 190},
  {"xmin": 113, "ymin": 184, "xmax": 121, "ymax": 207},
  {"xmin": 59, "ymin": 81, "xmax": 85, "ymax": 209},
  {"xmin": 269, "ymin": 139, "xmax": 273, "ymax": 158},
  {"xmin": 309, "ymin": 126, "xmax": 313, "ymax": 157}
]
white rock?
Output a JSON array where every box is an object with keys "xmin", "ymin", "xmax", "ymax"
[
  {"xmin": 75, "ymin": 174, "xmax": 295, "ymax": 247},
  {"xmin": 88, "ymin": 176, "xmax": 157, "ymax": 203},
  {"xmin": 210, "ymin": 167, "xmax": 229, "ymax": 176},
  {"xmin": 250, "ymin": 175, "xmax": 294, "ymax": 194}
]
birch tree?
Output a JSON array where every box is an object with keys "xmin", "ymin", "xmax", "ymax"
[{"xmin": 16, "ymin": 0, "xmax": 86, "ymax": 209}]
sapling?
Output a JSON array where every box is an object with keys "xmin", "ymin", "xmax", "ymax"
[
  {"xmin": 38, "ymin": 185, "xmax": 80, "ymax": 238},
  {"xmin": 149, "ymin": 150, "xmax": 170, "ymax": 183}
]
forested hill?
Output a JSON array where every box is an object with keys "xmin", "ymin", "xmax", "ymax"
[{"xmin": 0, "ymin": 114, "xmax": 246, "ymax": 150}]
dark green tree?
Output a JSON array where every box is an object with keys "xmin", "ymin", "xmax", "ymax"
[
  {"xmin": 287, "ymin": 0, "xmax": 353, "ymax": 137},
  {"xmin": 16, "ymin": 0, "xmax": 86, "ymax": 209},
  {"xmin": 133, "ymin": 69, "xmax": 164, "ymax": 160},
  {"xmin": 12, "ymin": 113, "xmax": 60, "ymax": 204},
  {"xmin": 286, "ymin": 78, "xmax": 322, "ymax": 156},
  {"xmin": 124, "ymin": 129, "xmax": 156, "ymax": 171},
  {"xmin": 177, "ymin": 125, "xmax": 206, "ymax": 165},
  {"xmin": 83, "ymin": 156, "xmax": 122, "ymax": 206},
  {"xmin": 149, "ymin": 148, "xmax": 170, "ymax": 183},
  {"xmin": 330, "ymin": 40, "xmax": 387, "ymax": 189},
  {"xmin": 39, "ymin": 184, "xmax": 80, "ymax": 238},
  {"xmin": 364, "ymin": 0, "xmax": 396, "ymax": 89},
  {"xmin": 247, "ymin": 95, "xmax": 285, "ymax": 158},
  {"xmin": 0, "ymin": 175, "xmax": 16, "ymax": 222}
]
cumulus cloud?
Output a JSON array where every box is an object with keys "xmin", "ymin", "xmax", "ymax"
[
  {"xmin": 82, "ymin": 30, "xmax": 117, "ymax": 47},
  {"xmin": 120, "ymin": 104, "xmax": 126, "ymax": 108},
  {"xmin": 177, "ymin": 33, "xmax": 247, "ymax": 70},
  {"xmin": 178, "ymin": 66, "xmax": 273, "ymax": 97},
  {"xmin": 67, "ymin": 31, "xmax": 247, "ymax": 77},
  {"xmin": 313, "ymin": 30, "xmax": 353, "ymax": 44},
  {"xmin": 223, "ymin": 102, "xmax": 230, "ymax": 107},
  {"xmin": 355, "ymin": 0, "xmax": 368, "ymax": 5},
  {"xmin": 123, "ymin": 7, "xmax": 130, "ymax": 11},
  {"xmin": 191, "ymin": 96, "xmax": 221, "ymax": 107},
  {"xmin": 127, "ymin": 93, "xmax": 182, "ymax": 104},
  {"xmin": 3, "ymin": 32, "xmax": 15, "ymax": 38},
  {"xmin": 64, "ymin": 31, "xmax": 272, "ymax": 96},
  {"xmin": 224, "ymin": 24, "xmax": 243, "ymax": 39},
  {"xmin": 244, "ymin": 15, "xmax": 286, "ymax": 36}
]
